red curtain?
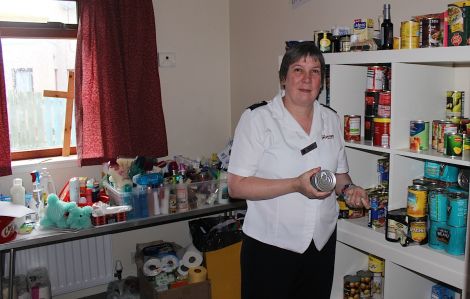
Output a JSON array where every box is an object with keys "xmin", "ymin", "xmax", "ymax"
[
  {"xmin": 75, "ymin": 0, "xmax": 168, "ymax": 166},
  {"xmin": 0, "ymin": 39, "xmax": 12, "ymax": 176}
]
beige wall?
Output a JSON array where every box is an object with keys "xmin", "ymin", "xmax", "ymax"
[{"xmin": 229, "ymin": 0, "xmax": 450, "ymax": 130}]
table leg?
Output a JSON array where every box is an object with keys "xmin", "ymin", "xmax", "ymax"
[
  {"xmin": 0, "ymin": 250, "xmax": 4, "ymax": 299},
  {"xmin": 7, "ymin": 249, "xmax": 14, "ymax": 299}
]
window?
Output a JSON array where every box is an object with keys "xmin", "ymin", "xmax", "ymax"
[{"xmin": 0, "ymin": 0, "xmax": 78, "ymax": 160}]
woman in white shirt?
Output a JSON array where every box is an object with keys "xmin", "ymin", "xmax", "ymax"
[{"xmin": 228, "ymin": 41, "xmax": 369, "ymax": 299}]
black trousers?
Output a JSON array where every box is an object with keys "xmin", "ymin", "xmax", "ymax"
[{"xmin": 240, "ymin": 229, "xmax": 336, "ymax": 299}]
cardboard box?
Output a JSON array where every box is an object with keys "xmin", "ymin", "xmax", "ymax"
[
  {"xmin": 136, "ymin": 240, "xmax": 212, "ymax": 299},
  {"xmin": 353, "ymin": 18, "xmax": 375, "ymax": 42}
]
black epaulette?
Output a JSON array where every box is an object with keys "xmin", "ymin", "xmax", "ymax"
[
  {"xmin": 321, "ymin": 103, "xmax": 337, "ymax": 113},
  {"xmin": 247, "ymin": 101, "xmax": 268, "ymax": 110}
]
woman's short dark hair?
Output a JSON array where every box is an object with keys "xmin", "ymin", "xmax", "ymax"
[{"xmin": 279, "ymin": 41, "xmax": 325, "ymax": 89}]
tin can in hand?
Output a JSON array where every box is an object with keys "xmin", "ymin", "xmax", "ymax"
[{"xmin": 311, "ymin": 169, "xmax": 336, "ymax": 192}]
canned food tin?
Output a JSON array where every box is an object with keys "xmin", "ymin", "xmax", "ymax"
[
  {"xmin": 366, "ymin": 66, "xmax": 387, "ymax": 92},
  {"xmin": 428, "ymin": 187, "xmax": 448, "ymax": 222},
  {"xmin": 385, "ymin": 208, "xmax": 408, "ymax": 242},
  {"xmin": 447, "ymin": 192, "xmax": 468, "ymax": 227},
  {"xmin": 368, "ymin": 207, "xmax": 386, "ymax": 229},
  {"xmin": 400, "ymin": 20, "xmax": 420, "ymax": 36},
  {"xmin": 428, "ymin": 220, "xmax": 447, "ymax": 250},
  {"xmin": 445, "ymin": 226, "xmax": 467, "ymax": 255},
  {"xmin": 369, "ymin": 190, "xmax": 388, "ymax": 209},
  {"xmin": 444, "ymin": 132, "xmax": 463, "ymax": 157},
  {"xmin": 310, "ymin": 169, "xmax": 336, "ymax": 192},
  {"xmin": 368, "ymin": 254, "xmax": 384, "ymax": 273},
  {"xmin": 459, "ymin": 118, "xmax": 470, "ymax": 133},
  {"xmin": 364, "ymin": 116, "xmax": 375, "ymax": 141},
  {"xmin": 420, "ymin": 17, "xmax": 442, "ymax": 47},
  {"xmin": 412, "ymin": 178, "xmax": 427, "ymax": 186},
  {"xmin": 457, "ymin": 168, "xmax": 470, "ymax": 190},
  {"xmin": 373, "ymin": 118, "xmax": 391, "ymax": 147},
  {"xmin": 409, "ymin": 120, "xmax": 429, "ymax": 151},
  {"xmin": 440, "ymin": 164, "xmax": 459, "ymax": 183},
  {"xmin": 401, "ymin": 35, "xmax": 420, "ymax": 49},
  {"xmin": 437, "ymin": 120, "xmax": 458, "ymax": 153},
  {"xmin": 446, "ymin": 91, "xmax": 465, "ymax": 120},
  {"xmin": 344, "ymin": 115, "xmax": 361, "ymax": 142},
  {"xmin": 408, "ymin": 216, "xmax": 427, "ymax": 244},
  {"xmin": 377, "ymin": 158, "xmax": 389, "ymax": 187},
  {"xmin": 432, "ymin": 120, "xmax": 444, "ymax": 149},
  {"xmin": 377, "ymin": 91, "xmax": 391, "ymax": 118},
  {"xmin": 393, "ymin": 36, "xmax": 401, "ymax": 49},
  {"xmin": 407, "ymin": 185, "xmax": 428, "ymax": 217},
  {"xmin": 365, "ymin": 91, "xmax": 380, "ymax": 116}
]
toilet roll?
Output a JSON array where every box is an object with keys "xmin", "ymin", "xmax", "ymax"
[
  {"xmin": 181, "ymin": 244, "xmax": 203, "ymax": 268},
  {"xmin": 160, "ymin": 254, "xmax": 179, "ymax": 273},
  {"xmin": 177, "ymin": 264, "xmax": 189, "ymax": 278},
  {"xmin": 188, "ymin": 266, "xmax": 207, "ymax": 284},
  {"xmin": 143, "ymin": 258, "xmax": 163, "ymax": 277}
]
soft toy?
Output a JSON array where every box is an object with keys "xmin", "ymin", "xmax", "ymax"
[
  {"xmin": 107, "ymin": 158, "xmax": 134, "ymax": 191},
  {"xmin": 40, "ymin": 194, "xmax": 76, "ymax": 229},
  {"xmin": 67, "ymin": 205, "xmax": 93, "ymax": 230}
]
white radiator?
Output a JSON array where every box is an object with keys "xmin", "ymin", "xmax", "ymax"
[{"xmin": 4, "ymin": 235, "xmax": 114, "ymax": 296}]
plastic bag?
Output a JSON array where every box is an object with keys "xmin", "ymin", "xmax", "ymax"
[{"xmin": 188, "ymin": 215, "xmax": 243, "ymax": 252}]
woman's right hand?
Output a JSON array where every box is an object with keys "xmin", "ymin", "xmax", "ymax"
[{"xmin": 297, "ymin": 167, "xmax": 332, "ymax": 200}]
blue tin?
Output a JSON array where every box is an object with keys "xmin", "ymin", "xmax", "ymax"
[
  {"xmin": 428, "ymin": 221, "xmax": 447, "ymax": 250},
  {"xmin": 447, "ymin": 192, "xmax": 468, "ymax": 227},
  {"xmin": 428, "ymin": 188, "xmax": 447, "ymax": 222},
  {"xmin": 445, "ymin": 225, "xmax": 467, "ymax": 255},
  {"xmin": 440, "ymin": 164, "xmax": 459, "ymax": 183},
  {"xmin": 368, "ymin": 207, "xmax": 386, "ymax": 228},
  {"xmin": 424, "ymin": 161, "xmax": 441, "ymax": 180}
]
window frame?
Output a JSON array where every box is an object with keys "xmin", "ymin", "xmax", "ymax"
[{"xmin": 0, "ymin": 0, "xmax": 78, "ymax": 161}]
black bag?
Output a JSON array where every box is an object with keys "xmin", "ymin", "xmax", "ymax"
[{"xmin": 188, "ymin": 215, "xmax": 243, "ymax": 252}]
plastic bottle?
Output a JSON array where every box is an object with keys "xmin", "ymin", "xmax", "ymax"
[
  {"xmin": 10, "ymin": 178, "xmax": 26, "ymax": 227},
  {"xmin": 380, "ymin": 4, "xmax": 393, "ymax": 49},
  {"xmin": 39, "ymin": 167, "xmax": 57, "ymax": 205},
  {"xmin": 217, "ymin": 171, "xmax": 229, "ymax": 204},
  {"xmin": 176, "ymin": 178, "xmax": 188, "ymax": 212},
  {"xmin": 30, "ymin": 171, "xmax": 44, "ymax": 222}
]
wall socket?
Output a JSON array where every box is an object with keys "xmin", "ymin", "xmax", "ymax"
[{"xmin": 158, "ymin": 52, "xmax": 176, "ymax": 67}]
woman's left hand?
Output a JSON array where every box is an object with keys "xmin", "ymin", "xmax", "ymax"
[{"xmin": 343, "ymin": 185, "xmax": 370, "ymax": 209}]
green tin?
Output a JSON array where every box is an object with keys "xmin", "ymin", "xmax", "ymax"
[{"xmin": 444, "ymin": 132, "xmax": 463, "ymax": 157}]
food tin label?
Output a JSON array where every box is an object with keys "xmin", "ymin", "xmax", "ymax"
[
  {"xmin": 437, "ymin": 121, "xmax": 458, "ymax": 153},
  {"xmin": 424, "ymin": 160, "xmax": 441, "ymax": 180},
  {"xmin": 410, "ymin": 120, "xmax": 429, "ymax": 151},
  {"xmin": 445, "ymin": 226, "xmax": 467, "ymax": 255},
  {"xmin": 428, "ymin": 188, "xmax": 447, "ymax": 222},
  {"xmin": 373, "ymin": 118, "xmax": 390, "ymax": 147},
  {"xmin": 407, "ymin": 185, "xmax": 428, "ymax": 217},
  {"xmin": 444, "ymin": 132, "xmax": 463, "ymax": 157},
  {"xmin": 385, "ymin": 208, "xmax": 408, "ymax": 242},
  {"xmin": 368, "ymin": 207, "xmax": 386, "ymax": 229},
  {"xmin": 377, "ymin": 91, "xmax": 391, "ymax": 117},
  {"xmin": 366, "ymin": 66, "xmax": 386, "ymax": 92},
  {"xmin": 368, "ymin": 254, "xmax": 384, "ymax": 273},
  {"xmin": 365, "ymin": 91, "xmax": 380, "ymax": 115},
  {"xmin": 446, "ymin": 91, "xmax": 464, "ymax": 119},
  {"xmin": 344, "ymin": 115, "xmax": 361, "ymax": 142},
  {"xmin": 409, "ymin": 217, "xmax": 427, "ymax": 243},
  {"xmin": 431, "ymin": 120, "xmax": 444, "ymax": 149},
  {"xmin": 400, "ymin": 20, "xmax": 419, "ymax": 36},
  {"xmin": 447, "ymin": 195, "xmax": 468, "ymax": 227},
  {"xmin": 364, "ymin": 116, "xmax": 375, "ymax": 141},
  {"xmin": 420, "ymin": 17, "xmax": 442, "ymax": 47},
  {"xmin": 429, "ymin": 221, "xmax": 447, "ymax": 250}
]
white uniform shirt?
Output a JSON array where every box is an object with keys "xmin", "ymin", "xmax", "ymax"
[{"xmin": 228, "ymin": 93, "xmax": 349, "ymax": 253}]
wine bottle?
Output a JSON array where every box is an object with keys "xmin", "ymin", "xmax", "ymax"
[{"xmin": 380, "ymin": 4, "xmax": 393, "ymax": 50}]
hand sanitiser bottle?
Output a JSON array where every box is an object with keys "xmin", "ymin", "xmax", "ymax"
[
  {"xmin": 10, "ymin": 178, "xmax": 26, "ymax": 228},
  {"xmin": 30, "ymin": 171, "xmax": 44, "ymax": 222}
]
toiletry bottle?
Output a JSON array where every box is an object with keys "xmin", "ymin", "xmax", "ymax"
[
  {"xmin": 10, "ymin": 178, "xmax": 26, "ymax": 227},
  {"xmin": 39, "ymin": 167, "xmax": 57, "ymax": 205},
  {"xmin": 176, "ymin": 178, "xmax": 188, "ymax": 212},
  {"xmin": 30, "ymin": 171, "xmax": 44, "ymax": 222}
]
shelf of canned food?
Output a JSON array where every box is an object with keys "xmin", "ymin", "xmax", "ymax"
[{"xmin": 337, "ymin": 216, "xmax": 466, "ymax": 289}]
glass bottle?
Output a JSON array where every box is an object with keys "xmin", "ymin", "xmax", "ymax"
[{"xmin": 380, "ymin": 4, "xmax": 393, "ymax": 50}]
